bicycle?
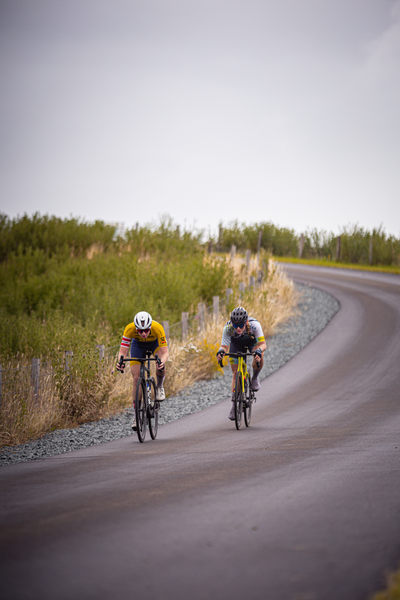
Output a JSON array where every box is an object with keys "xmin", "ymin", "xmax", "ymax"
[
  {"xmin": 222, "ymin": 351, "xmax": 257, "ymax": 430},
  {"xmin": 118, "ymin": 351, "xmax": 162, "ymax": 443}
]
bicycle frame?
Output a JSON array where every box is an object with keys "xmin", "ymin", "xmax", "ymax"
[{"xmin": 223, "ymin": 351, "xmax": 255, "ymax": 430}]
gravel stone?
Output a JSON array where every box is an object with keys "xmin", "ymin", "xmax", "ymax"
[{"xmin": 0, "ymin": 284, "xmax": 340, "ymax": 466}]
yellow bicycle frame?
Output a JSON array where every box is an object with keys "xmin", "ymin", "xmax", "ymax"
[{"xmin": 235, "ymin": 354, "xmax": 248, "ymax": 396}]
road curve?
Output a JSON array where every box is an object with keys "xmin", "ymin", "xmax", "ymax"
[{"xmin": 1, "ymin": 264, "xmax": 400, "ymax": 600}]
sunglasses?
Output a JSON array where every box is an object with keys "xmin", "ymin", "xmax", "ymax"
[
  {"xmin": 138, "ymin": 328, "xmax": 151, "ymax": 335},
  {"xmin": 232, "ymin": 321, "xmax": 246, "ymax": 329}
]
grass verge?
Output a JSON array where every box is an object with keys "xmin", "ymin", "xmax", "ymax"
[{"xmin": 273, "ymin": 256, "xmax": 400, "ymax": 275}]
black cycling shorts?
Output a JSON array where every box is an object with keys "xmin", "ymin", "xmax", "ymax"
[{"xmin": 229, "ymin": 337, "xmax": 256, "ymax": 364}]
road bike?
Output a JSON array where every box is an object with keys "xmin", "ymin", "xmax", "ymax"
[
  {"xmin": 118, "ymin": 351, "xmax": 162, "ymax": 443},
  {"xmin": 223, "ymin": 351, "xmax": 257, "ymax": 430}
]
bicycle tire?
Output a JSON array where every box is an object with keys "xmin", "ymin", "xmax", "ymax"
[
  {"xmin": 147, "ymin": 377, "xmax": 159, "ymax": 440},
  {"xmin": 244, "ymin": 374, "xmax": 252, "ymax": 427},
  {"xmin": 135, "ymin": 377, "xmax": 147, "ymax": 442},
  {"xmin": 234, "ymin": 371, "xmax": 243, "ymax": 430}
]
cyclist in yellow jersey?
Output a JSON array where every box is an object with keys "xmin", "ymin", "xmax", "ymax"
[{"xmin": 116, "ymin": 311, "xmax": 169, "ymax": 431}]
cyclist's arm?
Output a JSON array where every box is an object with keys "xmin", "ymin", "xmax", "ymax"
[
  {"xmin": 156, "ymin": 346, "xmax": 168, "ymax": 369},
  {"xmin": 116, "ymin": 337, "xmax": 131, "ymax": 371},
  {"xmin": 253, "ymin": 340, "xmax": 266, "ymax": 353},
  {"xmin": 153, "ymin": 322, "xmax": 169, "ymax": 368},
  {"xmin": 119, "ymin": 334, "xmax": 132, "ymax": 359},
  {"xmin": 218, "ymin": 344, "xmax": 229, "ymax": 355},
  {"xmin": 119, "ymin": 346, "xmax": 129, "ymax": 359}
]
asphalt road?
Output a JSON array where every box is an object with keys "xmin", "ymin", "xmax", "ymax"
[{"xmin": 1, "ymin": 264, "xmax": 400, "ymax": 600}]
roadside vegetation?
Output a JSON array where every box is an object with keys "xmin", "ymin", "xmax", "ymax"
[
  {"xmin": 0, "ymin": 213, "xmax": 297, "ymax": 447},
  {"xmin": 371, "ymin": 566, "xmax": 400, "ymax": 600},
  {"xmin": 214, "ymin": 221, "xmax": 400, "ymax": 269}
]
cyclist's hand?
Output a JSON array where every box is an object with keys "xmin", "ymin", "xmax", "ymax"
[
  {"xmin": 116, "ymin": 357, "xmax": 125, "ymax": 373},
  {"xmin": 216, "ymin": 350, "xmax": 225, "ymax": 365},
  {"xmin": 156, "ymin": 356, "xmax": 165, "ymax": 371},
  {"xmin": 253, "ymin": 348, "xmax": 262, "ymax": 363}
]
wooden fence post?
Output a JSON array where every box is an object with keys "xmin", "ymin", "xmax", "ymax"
[
  {"xmin": 249, "ymin": 276, "xmax": 255, "ymax": 290},
  {"xmin": 257, "ymin": 270, "xmax": 264, "ymax": 286},
  {"xmin": 336, "ymin": 236, "xmax": 341, "ymax": 261},
  {"xmin": 298, "ymin": 234, "xmax": 305, "ymax": 258},
  {"xmin": 230, "ymin": 245, "xmax": 236, "ymax": 261},
  {"xmin": 181, "ymin": 313, "xmax": 189, "ymax": 342},
  {"xmin": 31, "ymin": 358, "xmax": 40, "ymax": 403},
  {"xmin": 64, "ymin": 351, "xmax": 73, "ymax": 372},
  {"xmin": 239, "ymin": 282, "xmax": 245, "ymax": 300},
  {"xmin": 213, "ymin": 296, "xmax": 219, "ymax": 323},
  {"xmin": 226, "ymin": 288, "xmax": 233, "ymax": 305},
  {"xmin": 257, "ymin": 230, "xmax": 262, "ymax": 253},
  {"xmin": 369, "ymin": 237, "xmax": 373, "ymax": 265},
  {"xmin": 162, "ymin": 321, "xmax": 170, "ymax": 343},
  {"xmin": 246, "ymin": 250, "xmax": 251, "ymax": 270},
  {"xmin": 256, "ymin": 230, "xmax": 262, "ymax": 272},
  {"xmin": 197, "ymin": 304, "xmax": 206, "ymax": 333},
  {"xmin": 95, "ymin": 344, "xmax": 105, "ymax": 359}
]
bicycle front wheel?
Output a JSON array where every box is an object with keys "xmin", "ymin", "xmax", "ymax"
[
  {"xmin": 147, "ymin": 377, "xmax": 159, "ymax": 440},
  {"xmin": 234, "ymin": 371, "xmax": 243, "ymax": 430},
  {"xmin": 135, "ymin": 377, "xmax": 147, "ymax": 442},
  {"xmin": 244, "ymin": 374, "xmax": 252, "ymax": 427}
]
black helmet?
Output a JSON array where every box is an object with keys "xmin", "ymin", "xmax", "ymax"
[{"xmin": 230, "ymin": 307, "xmax": 248, "ymax": 325}]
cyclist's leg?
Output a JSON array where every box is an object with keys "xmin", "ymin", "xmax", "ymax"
[
  {"xmin": 228, "ymin": 341, "xmax": 240, "ymax": 420},
  {"xmin": 151, "ymin": 341, "xmax": 167, "ymax": 401},
  {"xmin": 155, "ymin": 344, "xmax": 168, "ymax": 400},
  {"xmin": 248, "ymin": 340, "xmax": 263, "ymax": 390},
  {"xmin": 129, "ymin": 340, "xmax": 145, "ymax": 384},
  {"xmin": 228, "ymin": 362, "xmax": 238, "ymax": 420}
]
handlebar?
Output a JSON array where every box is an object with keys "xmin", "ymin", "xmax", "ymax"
[
  {"xmin": 118, "ymin": 354, "xmax": 161, "ymax": 369},
  {"xmin": 223, "ymin": 352, "xmax": 255, "ymax": 358}
]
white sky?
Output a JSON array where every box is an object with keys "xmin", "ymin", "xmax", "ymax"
[{"xmin": 1, "ymin": 0, "xmax": 399, "ymax": 238}]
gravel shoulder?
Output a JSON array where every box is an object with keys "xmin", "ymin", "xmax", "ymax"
[{"xmin": 0, "ymin": 283, "xmax": 340, "ymax": 466}]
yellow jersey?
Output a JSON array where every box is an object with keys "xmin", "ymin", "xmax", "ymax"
[{"xmin": 121, "ymin": 320, "xmax": 168, "ymax": 349}]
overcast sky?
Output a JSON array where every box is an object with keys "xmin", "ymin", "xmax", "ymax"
[{"xmin": 1, "ymin": 0, "xmax": 399, "ymax": 237}]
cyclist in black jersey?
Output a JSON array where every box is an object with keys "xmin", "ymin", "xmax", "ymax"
[{"xmin": 216, "ymin": 306, "xmax": 266, "ymax": 420}]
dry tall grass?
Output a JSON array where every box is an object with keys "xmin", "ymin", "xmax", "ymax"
[{"xmin": 0, "ymin": 258, "xmax": 298, "ymax": 448}]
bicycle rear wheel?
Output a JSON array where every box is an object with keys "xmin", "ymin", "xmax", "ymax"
[
  {"xmin": 135, "ymin": 377, "xmax": 147, "ymax": 442},
  {"xmin": 234, "ymin": 372, "xmax": 243, "ymax": 430},
  {"xmin": 244, "ymin": 374, "xmax": 252, "ymax": 427},
  {"xmin": 147, "ymin": 377, "xmax": 159, "ymax": 440}
]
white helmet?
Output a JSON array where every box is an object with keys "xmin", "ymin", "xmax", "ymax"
[{"xmin": 134, "ymin": 311, "xmax": 152, "ymax": 330}]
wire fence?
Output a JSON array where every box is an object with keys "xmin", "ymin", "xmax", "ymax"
[{"xmin": 0, "ymin": 274, "xmax": 264, "ymax": 409}]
